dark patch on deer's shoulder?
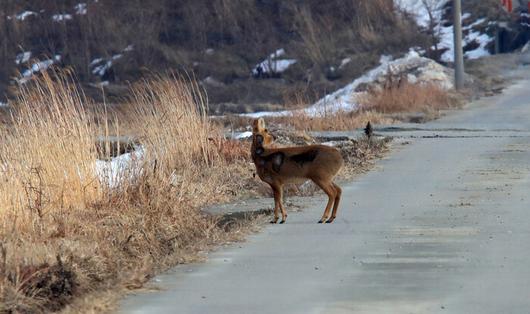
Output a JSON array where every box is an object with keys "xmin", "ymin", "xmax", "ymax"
[
  {"xmin": 255, "ymin": 152, "xmax": 285, "ymax": 173},
  {"xmin": 265, "ymin": 152, "xmax": 284, "ymax": 173},
  {"xmin": 290, "ymin": 150, "xmax": 318, "ymax": 166},
  {"xmin": 271, "ymin": 153, "xmax": 284, "ymax": 172}
]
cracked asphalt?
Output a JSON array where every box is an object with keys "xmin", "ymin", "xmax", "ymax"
[{"xmin": 120, "ymin": 69, "xmax": 530, "ymax": 314}]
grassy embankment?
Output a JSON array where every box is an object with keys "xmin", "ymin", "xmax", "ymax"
[{"xmin": 0, "ymin": 71, "xmax": 258, "ymax": 313}]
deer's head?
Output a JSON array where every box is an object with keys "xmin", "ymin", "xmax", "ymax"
[{"xmin": 252, "ymin": 118, "xmax": 274, "ymax": 156}]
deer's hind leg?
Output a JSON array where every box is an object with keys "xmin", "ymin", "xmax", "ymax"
[
  {"xmin": 277, "ymin": 185, "xmax": 287, "ymax": 224},
  {"xmin": 270, "ymin": 183, "xmax": 281, "ymax": 224},
  {"xmin": 326, "ymin": 182, "xmax": 342, "ymax": 223},
  {"xmin": 313, "ymin": 179, "xmax": 337, "ymax": 224}
]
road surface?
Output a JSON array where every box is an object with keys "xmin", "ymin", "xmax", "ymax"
[{"xmin": 121, "ymin": 69, "xmax": 530, "ymax": 313}]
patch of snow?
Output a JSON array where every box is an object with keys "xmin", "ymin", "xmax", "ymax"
[
  {"xmin": 92, "ymin": 61, "xmax": 112, "ymax": 76},
  {"xmin": 16, "ymin": 11, "xmax": 37, "ymax": 21},
  {"xmin": 90, "ymin": 48, "xmax": 129, "ymax": 77},
  {"xmin": 252, "ymin": 48, "xmax": 297, "ymax": 75},
  {"xmin": 205, "ymin": 48, "xmax": 215, "ymax": 55},
  {"xmin": 395, "ymin": 0, "xmax": 447, "ymax": 28},
  {"xmin": 437, "ymin": 17, "xmax": 493, "ymax": 62},
  {"xmin": 0, "ymin": 102, "xmax": 8, "ymax": 108},
  {"xmin": 311, "ymin": 50, "xmax": 457, "ymax": 114},
  {"xmin": 522, "ymin": 41, "xmax": 530, "ymax": 53},
  {"xmin": 320, "ymin": 141, "xmax": 338, "ymax": 147},
  {"xmin": 463, "ymin": 18, "xmax": 487, "ymax": 30},
  {"xmin": 202, "ymin": 76, "xmax": 224, "ymax": 87},
  {"xmin": 75, "ymin": 3, "xmax": 87, "ymax": 15},
  {"xmin": 15, "ymin": 52, "xmax": 31, "ymax": 65},
  {"xmin": 17, "ymin": 55, "xmax": 61, "ymax": 84},
  {"xmin": 272, "ymin": 48, "xmax": 286, "ymax": 58},
  {"xmin": 339, "ymin": 58, "xmax": 351, "ymax": 69},
  {"xmin": 464, "ymin": 33, "xmax": 492, "ymax": 60},
  {"xmin": 52, "ymin": 14, "xmax": 73, "ymax": 22},
  {"xmin": 234, "ymin": 131, "xmax": 253, "ymax": 140},
  {"xmin": 95, "ymin": 146, "xmax": 144, "ymax": 189},
  {"xmin": 242, "ymin": 50, "xmax": 456, "ymax": 118},
  {"xmin": 396, "ymin": 0, "xmax": 493, "ymax": 62},
  {"xmin": 90, "ymin": 58, "xmax": 103, "ymax": 66}
]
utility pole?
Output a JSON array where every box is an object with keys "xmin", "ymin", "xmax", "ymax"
[{"xmin": 453, "ymin": 0, "xmax": 464, "ymax": 90}]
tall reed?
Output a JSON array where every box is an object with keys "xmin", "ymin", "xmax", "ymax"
[{"xmin": 0, "ymin": 71, "xmax": 101, "ymax": 225}]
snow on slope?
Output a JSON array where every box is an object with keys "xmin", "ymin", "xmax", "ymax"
[
  {"xmin": 242, "ymin": 50, "xmax": 454, "ymax": 118},
  {"xmin": 17, "ymin": 55, "xmax": 62, "ymax": 84},
  {"xmin": 395, "ymin": 0, "xmax": 493, "ymax": 62},
  {"xmin": 251, "ymin": 49, "xmax": 297, "ymax": 76}
]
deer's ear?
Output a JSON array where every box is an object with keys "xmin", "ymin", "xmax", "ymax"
[{"xmin": 253, "ymin": 118, "xmax": 266, "ymax": 132}]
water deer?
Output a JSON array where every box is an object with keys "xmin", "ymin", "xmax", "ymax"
[{"xmin": 251, "ymin": 118, "xmax": 344, "ymax": 224}]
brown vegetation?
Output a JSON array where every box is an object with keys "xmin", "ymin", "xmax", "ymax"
[
  {"xmin": 358, "ymin": 81, "xmax": 462, "ymax": 114},
  {"xmin": 1, "ymin": 0, "xmax": 426, "ymax": 108},
  {"xmin": 0, "ymin": 72, "xmax": 259, "ymax": 313}
]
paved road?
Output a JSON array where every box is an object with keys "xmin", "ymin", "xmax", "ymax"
[{"xmin": 121, "ymin": 71, "xmax": 530, "ymax": 313}]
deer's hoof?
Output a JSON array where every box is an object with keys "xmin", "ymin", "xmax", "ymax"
[
  {"xmin": 318, "ymin": 220, "xmax": 324, "ymax": 224},
  {"xmin": 270, "ymin": 219, "xmax": 278, "ymax": 224},
  {"xmin": 325, "ymin": 218, "xmax": 335, "ymax": 223},
  {"xmin": 279, "ymin": 220, "xmax": 286, "ymax": 224}
]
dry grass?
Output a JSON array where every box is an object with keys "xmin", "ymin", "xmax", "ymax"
[
  {"xmin": 0, "ymin": 72, "xmax": 259, "ymax": 313},
  {"xmin": 278, "ymin": 110, "xmax": 394, "ymax": 132},
  {"xmin": 220, "ymin": 81, "xmax": 461, "ymax": 133},
  {"xmin": 220, "ymin": 109, "xmax": 394, "ymax": 133},
  {"xmin": 358, "ymin": 81, "xmax": 461, "ymax": 114}
]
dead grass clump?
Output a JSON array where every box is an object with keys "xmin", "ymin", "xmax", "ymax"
[
  {"xmin": 0, "ymin": 70, "xmax": 101, "ymax": 225},
  {"xmin": 335, "ymin": 136, "xmax": 392, "ymax": 180},
  {"xmin": 219, "ymin": 110, "xmax": 394, "ymax": 133},
  {"xmin": 358, "ymin": 82, "xmax": 461, "ymax": 114},
  {"xmin": 280, "ymin": 110, "xmax": 395, "ymax": 132},
  {"xmin": 0, "ymin": 73, "xmax": 259, "ymax": 313}
]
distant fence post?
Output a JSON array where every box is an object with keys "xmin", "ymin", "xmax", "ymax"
[{"xmin": 453, "ymin": 0, "xmax": 465, "ymax": 90}]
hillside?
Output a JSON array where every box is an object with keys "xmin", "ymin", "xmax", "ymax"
[{"xmin": 0, "ymin": 0, "xmax": 519, "ymax": 113}]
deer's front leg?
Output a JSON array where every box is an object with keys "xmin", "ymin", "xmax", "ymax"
[
  {"xmin": 270, "ymin": 183, "xmax": 281, "ymax": 223},
  {"xmin": 278, "ymin": 185, "xmax": 287, "ymax": 224}
]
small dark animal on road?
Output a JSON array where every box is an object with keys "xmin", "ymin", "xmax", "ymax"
[{"xmin": 364, "ymin": 121, "xmax": 373, "ymax": 139}]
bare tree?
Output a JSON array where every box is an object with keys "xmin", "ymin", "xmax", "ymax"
[{"xmin": 421, "ymin": 0, "xmax": 442, "ymax": 56}]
